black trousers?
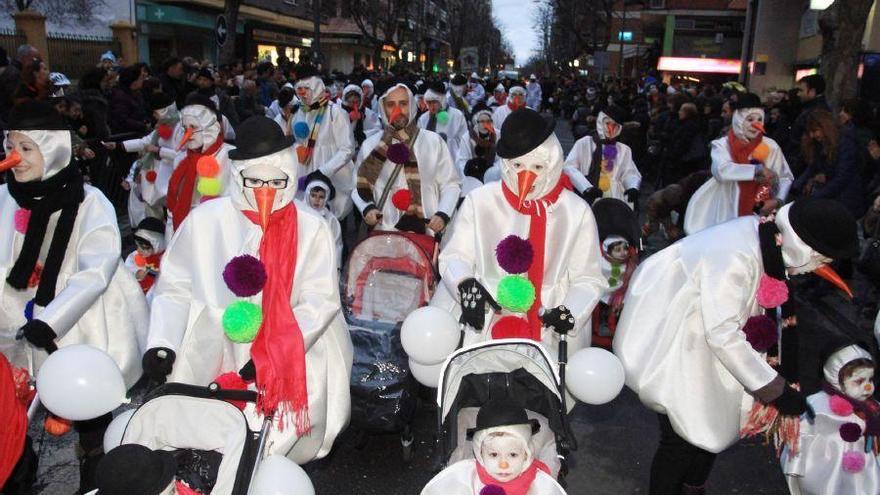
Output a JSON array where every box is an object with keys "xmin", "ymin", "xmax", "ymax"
[{"xmin": 649, "ymin": 414, "xmax": 717, "ymax": 494}]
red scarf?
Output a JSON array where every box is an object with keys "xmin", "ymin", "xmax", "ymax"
[
  {"xmin": 476, "ymin": 459, "xmax": 550, "ymax": 495},
  {"xmin": 727, "ymin": 129, "xmax": 763, "ymax": 216},
  {"xmin": 501, "ymin": 178, "xmax": 570, "ymax": 340},
  {"xmin": 134, "ymin": 252, "xmax": 163, "ymax": 293},
  {"xmin": 242, "ymin": 203, "xmax": 310, "ymax": 435},
  {"xmin": 166, "ymin": 136, "xmax": 225, "ymax": 231},
  {"xmin": 0, "ymin": 355, "xmax": 26, "ymax": 488}
]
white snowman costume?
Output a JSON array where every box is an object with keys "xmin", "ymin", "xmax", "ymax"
[{"xmin": 418, "ymin": 86, "xmax": 469, "ymax": 170}]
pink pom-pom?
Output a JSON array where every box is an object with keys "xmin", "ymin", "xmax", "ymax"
[
  {"xmin": 386, "ymin": 142, "xmax": 411, "ymax": 165},
  {"xmin": 495, "ymin": 235, "xmax": 534, "ymax": 274},
  {"xmin": 213, "ymin": 372, "xmax": 248, "ymax": 410},
  {"xmin": 480, "ymin": 485, "xmax": 506, "ymax": 495},
  {"xmin": 756, "ymin": 274, "xmax": 788, "ymax": 308},
  {"xmin": 842, "ymin": 451, "xmax": 866, "ymax": 473},
  {"xmin": 14, "ymin": 209, "xmax": 30, "ymax": 234},
  {"xmin": 830, "ymin": 395, "xmax": 855, "ymax": 417},
  {"xmin": 742, "ymin": 315, "xmax": 778, "ymax": 352}
]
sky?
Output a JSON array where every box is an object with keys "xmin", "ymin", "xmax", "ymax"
[{"xmin": 492, "ymin": 0, "xmax": 539, "ymax": 66}]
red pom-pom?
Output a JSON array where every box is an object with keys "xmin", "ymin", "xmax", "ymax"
[
  {"xmin": 742, "ymin": 315, "xmax": 778, "ymax": 352},
  {"xmin": 213, "ymin": 372, "xmax": 248, "ymax": 410},
  {"xmin": 196, "ymin": 155, "xmax": 220, "ymax": 178},
  {"xmin": 392, "ymin": 189, "xmax": 412, "ymax": 211},
  {"xmin": 156, "ymin": 124, "xmax": 173, "ymax": 140},
  {"xmin": 830, "ymin": 395, "xmax": 855, "ymax": 417},
  {"xmin": 491, "ymin": 316, "xmax": 532, "ymax": 340},
  {"xmin": 144, "ymin": 170, "xmax": 158, "ymax": 183}
]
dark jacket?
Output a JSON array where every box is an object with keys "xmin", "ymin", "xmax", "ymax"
[
  {"xmin": 109, "ymin": 87, "xmax": 149, "ymax": 135},
  {"xmin": 793, "ymin": 126, "xmax": 866, "ymax": 218},
  {"xmin": 159, "ymin": 73, "xmax": 190, "ymax": 110}
]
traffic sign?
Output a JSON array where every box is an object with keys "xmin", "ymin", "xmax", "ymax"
[{"xmin": 216, "ymin": 15, "xmax": 228, "ymax": 47}]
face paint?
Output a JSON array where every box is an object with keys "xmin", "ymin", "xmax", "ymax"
[
  {"xmin": 785, "ymin": 251, "xmax": 831, "ymax": 276},
  {"xmin": 452, "ymin": 85, "xmax": 465, "ymax": 97},
  {"xmin": 4, "ymin": 132, "xmax": 44, "ymax": 182},
  {"xmin": 480, "ymin": 434, "xmax": 528, "ymax": 483},
  {"xmin": 843, "ymin": 366, "xmax": 875, "ymax": 402}
]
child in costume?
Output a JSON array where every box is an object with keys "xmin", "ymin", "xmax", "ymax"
[
  {"xmin": 124, "ymin": 217, "xmax": 166, "ymax": 296},
  {"xmin": 303, "ymin": 171, "xmax": 343, "ymax": 270},
  {"xmin": 421, "ymin": 398, "xmax": 566, "ymax": 495},
  {"xmin": 782, "ymin": 344, "xmax": 880, "ymax": 494}
]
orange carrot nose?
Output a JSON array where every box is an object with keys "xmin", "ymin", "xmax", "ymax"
[
  {"xmin": 253, "ymin": 187, "xmax": 276, "ymax": 232},
  {"xmin": 516, "ymin": 170, "xmax": 538, "ymax": 210},
  {"xmin": 177, "ymin": 127, "xmax": 194, "ymax": 151},
  {"xmin": 751, "ymin": 122, "xmax": 766, "ymax": 134},
  {"xmin": 0, "ymin": 150, "xmax": 21, "ymax": 172},
  {"xmin": 483, "ymin": 122, "xmax": 495, "ymax": 134},
  {"xmin": 814, "ymin": 264, "xmax": 853, "ymax": 299},
  {"xmin": 389, "ymin": 106, "xmax": 402, "ymax": 123}
]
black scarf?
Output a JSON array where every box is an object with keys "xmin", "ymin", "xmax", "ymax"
[
  {"xmin": 6, "ymin": 164, "xmax": 85, "ymax": 306},
  {"xmin": 427, "ymin": 112, "xmax": 437, "ymax": 132},
  {"xmin": 342, "ymin": 104, "xmax": 366, "ymax": 146},
  {"xmin": 758, "ymin": 218, "xmax": 798, "ymax": 381},
  {"xmin": 586, "ymin": 136, "xmax": 616, "ymax": 188}
]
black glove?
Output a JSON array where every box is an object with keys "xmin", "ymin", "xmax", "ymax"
[
  {"xmin": 624, "ymin": 188, "xmax": 639, "ymax": 205},
  {"xmin": 458, "ymin": 278, "xmax": 501, "ymax": 331},
  {"xmin": 582, "ymin": 187, "xmax": 602, "ymax": 204},
  {"xmin": 239, "ymin": 359, "xmax": 256, "ymax": 381},
  {"xmin": 541, "ymin": 306, "xmax": 575, "ymax": 335},
  {"xmin": 142, "ymin": 347, "xmax": 176, "ymax": 384},
  {"xmin": 772, "ymin": 385, "xmax": 808, "ymax": 416},
  {"xmin": 18, "ymin": 319, "xmax": 57, "ymax": 351}
]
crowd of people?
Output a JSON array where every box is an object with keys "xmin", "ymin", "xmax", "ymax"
[{"xmin": 0, "ymin": 41, "xmax": 879, "ymax": 495}]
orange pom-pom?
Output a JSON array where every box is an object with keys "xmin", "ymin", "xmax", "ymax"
[
  {"xmin": 44, "ymin": 415, "xmax": 72, "ymax": 436},
  {"xmin": 751, "ymin": 142, "xmax": 770, "ymax": 162},
  {"xmin": 196, "ymin": 155, "xmax": 220, "ymax": 178},
  {"xmin": 391, "ymin": 189, "xmax": 412, "ymax": 211},
  {"xmin": 491, "ymin": 316, "xmax": 532, "ymax": 340},
  {"xmin": 134, "ymin": 253, "xmax": 147, "ymax": 267},
  {"xmin": 296, "ymin": 145, "xmax": 311, "ymax": 164}
]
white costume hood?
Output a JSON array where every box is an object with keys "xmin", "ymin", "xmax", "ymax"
[
  {"xmin": 596, "ymin": 111, "xmax": 622, "ymax": 140},
  {"xmin": 294, "ymin": 76, "xmax": 326, "ymax": 107},
  {"xmin": 228, "ymin": 147, "xmax": 298, "ymax": 215},
  {"xmin": 775, "ymin": 203, "xmax": 831, "ymax": 274},
  {"xmin": 377, "ymin": 83, "xmax": 418, "ymax": 126},
  {"xmin": 732, "ymin": 107, "xmax": 764, "ymax": 142},
  {"xmin": 180, "ymin": 104, "xmax": 222, "ymax": 153},
  {"xmin": 824, "ymin": 345, "xmax": 873, "ymax": 393},
  {"xmin": 5, "ymin": 130, "xmax": 72, "ymax": 180},
  {"xmin": 500, "ymin": 134, "xmax": 565, "ymax": 203}
]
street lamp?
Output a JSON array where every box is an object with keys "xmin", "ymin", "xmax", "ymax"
[{"xmin": 573, "ymin": 59, "xmax": 580, "ymax": 68}]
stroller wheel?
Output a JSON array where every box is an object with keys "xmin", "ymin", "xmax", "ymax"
[{"xmin": 401, "ymin": 430, "xmax": 415, "ymax": 464}]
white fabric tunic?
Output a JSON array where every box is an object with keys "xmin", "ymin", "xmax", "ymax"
[
  {"xmin": 492, "ymin": 105, "xmax": 514, "ymax": 136},
  {"xmin": 418, "ymin": 107, "xmax": 469, "ymax": 170},
  {"xmin": 563, "ymin": 137, "xmax": 641, "ymax": 204},
  {"xmin": 146, "ymin": 197, "xmax": 352, "ymax": 463},
  {"xmin": 782, "ymin": 391, "xmax": 880, "ymax": 495},
  {"xmin": 430, "ymin": 182, "xmax": 607, "ymax": 354},
  {"xmin": 421, "ymin": 460, "xmax": 567, "ymax": 495},
  {"xmin": 123, "ymin": 124, "xmax": 185, "ymax": 226},
  {"xmin": 683, "ymin": 135, "xmax": 792, "ymax": 235},
  {"xmin": 613, "ymin": 216, "xmax": 778, "ymax": 453},
  {"xmin": 0, "ymin": 185, "xmax": 149, "ymax": 387}
]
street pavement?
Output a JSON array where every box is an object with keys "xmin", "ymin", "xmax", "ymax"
[{"xmin": 28, "ymin": 114, "xmax": 870, "ymax": 494}]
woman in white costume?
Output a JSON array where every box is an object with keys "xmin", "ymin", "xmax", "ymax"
[{"xmin": 418, "ymin": 81, "xmax": 469, "ymax": 170}]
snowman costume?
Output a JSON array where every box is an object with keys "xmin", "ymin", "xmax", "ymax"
[
  {"xmin": 431, "ymin": 108, "xmax": 606, "ymax": 356},
  {"xmin": 563, "ymin": 107, "xmax": 641, "ymax": 207},
  {"xmin": 684, "ymin": 94, "xmax": 793, "ymax": 234},
  {"xmin": 145, "ymin": 116, "xmax": 352, "ymax": 463},
  {"xmin": 492, "ymin": 86, "xmax": 527, "ymax": 135},
  {"xmin": 352, "ymin": 83, "xmax": 462, "ymax": 234},
  {"xmin": 526, "ymin": 76, "xmax": 542, "ymax": 112},
  {"xmin": 447, "ymin": 74, "xmax": 471, "ymax": 117},
  {"xmin": 291, "ymin": 68, "xmax": 355, "ymax": 219},
  {"xmin": 488, "ymin": 84, "xmax": 507, "ymax": 111},
  {"xmin": 465, "ymin": 73, "xmax": 486, "ymax": 109},
  {"xmin": 0, "ymin": 101, "xmax": 148, "ymax": 387},
  {"xmin": 339, "ymin": 84, "xmax": 381, "ymax": 152},
  {"xmin": 303, "ymin": 171, "xmax": 343, "ymax": 270},
  {"xmin": 782, "ymin": 345, "xmax": 880, "ymax": 495},
  {"xmin": 418, "ymin": 83, "xmax": 469, "ymax": 170}
]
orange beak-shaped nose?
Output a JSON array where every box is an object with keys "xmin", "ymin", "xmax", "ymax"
[
  {"xmin": 516, "ymin": 170, "xmax": 538, "ymax": 210},
  {"xmin": 177, "ymin": 127, "xmax": 194, "ymax": 151},
  {"xmin": 751, "ymin": 122, "xmax": 766, "ymax": 134},
  {"xmin": 483, "ymin": 122, "xmax": 495, "ymax": 135},
  {"xmin": 814, "ymin": 264, "xmax": 853, "ymax": 299},
  {"xmin": 254, "ymin": 187, "xmax": 276, "ymax": 232},
  {"xmin": 0, "ymin": 150, "xmax": 21, "ymax": 172},
  {"xmin": 389, "ymin": 106, "xmax": 402, "ymax": 123}
]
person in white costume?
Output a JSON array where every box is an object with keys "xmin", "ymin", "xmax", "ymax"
[
  {"xmin": 526, "ymin": 75, "xmax": 542, "ymax": 112},
  {"xmin": 339, "ymin": 84, "xmax": 381, "ymax": 154},
  {"xmin": 353, "ymin": 83, "xmax": 462, "ymax": 235},
  {"xmin": 563, "ymin": 105, "xmax": 641, "ymax": 208},
  {"xmin": 782, "ymin": 344, "xmax": 880, "ymax": 495},
  {"xmin": 361, "ymin": 78, "xmax": 378, "ymax": 111},
  {"xmin": 465, "ymin": 72, "xmax": 486, "ymax": 109},
  {"xmin": 422, "ymin": 398, "xmax": 566, "ymax": 495},
  {"xmin": 431, "ymin": 108, "xmax": 606, "ymax": 356},
  {"xmin": 123, "ymin": 217, "xmax": 166, "ymax": 298},
  {"xmin": 457, "ymin": 109, "xmax": 499, "ymax": 177},
  {"xmin": 447, "ymin": 73, "xmax": 471, "ymax": 117},
  {"xmin": 290, "ymin": 65, "xmax": 355, "ymax": 220},
  {"xmin": 271, "ymin": 86, "xmax": 298, "ymax": 136},
  {"xmin": 0, "ymin": 101, "xmax": 149, "ymax": 490},
  {"xmin": 303, "ymin": 171, "xmax": 343, "ymax": 270},
  {"xmin": 418, "ymin": 81, "xmax": 469, "ymax": 170},
  {"xmin": 166, "ymin": 95, "xmax": 236, "ymax": 232},
  {"xmin": 143, "ymin": 116, "xmax": 352, "ymax": 463},
  {"xmin": 488, "ymin": 83, "xmax": 507, "ymax": 111},
  {"xmin": 684, "ymin": 92, "xmax": 793, "ymax": 234},
  {"xmin": 614, "ymin": 198, "xmax": 860, "ymax": 494},
  {"xmin": 492, "ymin": 85, "xmax": 526, "ymax": 135}
]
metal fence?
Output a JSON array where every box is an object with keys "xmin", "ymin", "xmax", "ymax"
[
  {"xmin": 0, "ymin": 28, "xmax": 27, "ymax": 60},
  {"xmin": 47, "ymin": 33, "xmax": 120, "ymax": 80}
]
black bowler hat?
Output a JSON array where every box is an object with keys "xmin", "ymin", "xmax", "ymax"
[
  {"xmin": 227, "ymin": 116, "xmax": 295, "ymax": 160},
  {"xmin": 466, "ymin": 397, "xmax": 540, "ymax": 439},
  {"xmin": 148, "ymin": 91, "xmax": 175, "ymax": 111},
  {"xmin": 732, "ymin": 92, "xmax": 762, "ymax": 110},
  {"xmin": 294, "ymin": 64, "xmax": 320, "ymax": 81},
  {"xmin": 593, "ymin": 198, "xmax": 639, "ymax": 246},
  {"xmin": 197, "ymin": 67, "xmax": 214, "ymax": 82},
  {"xmin": 788, "ymin": 199, "xmax": 859, "ymax": 260},
  {"xmin": 496, "ymin": 108, "xmax": 555, "ymax": 159},
  {"xmin": 95, "ymin": 444, "xmax": 177, "ymax": 495},
  {"xmin": 451, "ymin": 73, "xmax": 467, "ymax": 86},
  {"xmin": 7, "ymin": 100, "xmax": 68, "ymax": 130},
  {"xmin": 600, "ymin": 104, "xmax": 628, "ymax": 125},
  {"xmin": 303, "ymin": 170, "xmax": 336, "ymax": 201}
]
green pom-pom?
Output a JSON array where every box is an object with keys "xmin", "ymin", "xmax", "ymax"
[
  {"xmin": 197, "ymin": 177, "xmax": 222, "ymax": 197},
  {"xmin": 496, "ymin": 275, "xmax": 536, "ymax": 313},
  {"xmin": 222, "ymin": 301, "xmax": 263, "ymax": 343},
  {"xmin": 437, "ymin": 110, "xmax": 449, "ymax": 125}
]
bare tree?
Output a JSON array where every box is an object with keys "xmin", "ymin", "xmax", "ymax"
[
  {"xmin": 533, "ymin": 0, "xmax": 553, "ymax": 73},
  {"xmin": 7, "ymin": 0, "xmax": 107, "ymax": 23},
  {"xmin": 346, "ymin": 0, "xmax": 413, "ymax": 69},
  {"xmin": 818, "ymin": 0, "xmax": 875, "ymax": 110}
]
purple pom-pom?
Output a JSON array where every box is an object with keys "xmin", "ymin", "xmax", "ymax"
[
  {"xmin": 297, "ymin": 175, "xmax": 308, "ymax": 192},
  {"xmin": 386, "ymin": 143, "xmax": 411, "ymax": 165},
  {"xmin": 840, "ymin": 422, "xmax": 863, "ymax": 443},
  {"xmin": 842, "ymin": 451, "xmax": 866, "ymax": 473},
  {"xmin": 223, "ymin": 255, "xmax": 267, "ymax": 297},
  {"xmin": 480, "ymin": 485, "xmax": 507, "ymax": 495},
  {"xmin": 602, "ymin": 144, "xmax": 618, "ymax": 160},
  {"xmin": 495, "ymin": 235, "xmax": 534, "ymax": 274},
  {"xmin": 742, "ymin": 315, "xmax": 778, "ymax": 352}
]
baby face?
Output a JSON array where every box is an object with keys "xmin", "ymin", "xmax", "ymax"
[
  {"xmin": 480, "ymin": 434, "xmax": 527, "ymax": 483},
  {"xmin": 843, "ymin": 366, "xmax": 875, "ymax": 402}
]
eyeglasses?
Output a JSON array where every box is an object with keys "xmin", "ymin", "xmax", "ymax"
[{"xmin": 240, "ymin": 172, "xmax": 289, "ymax": 189}]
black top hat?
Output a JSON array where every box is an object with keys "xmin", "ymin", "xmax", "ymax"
[
  {"xmin": 303, "ymin": 170, "xmax": 336, "ymax": 201},
  {"xmin": 451, "ymin": 74, "xmax": 467, "ymax": 86},
  {"xmin": 788, "ymin": 199, "xmax": 859, "ymax": 260},
  {"xmin": 227, "ymin": 116, "xmax": 295, "ymax": 160},
  {"xmin": 496, "ymin": 108, "xmax": 555, "ymax": 159},
  {"xmin": 426, "ymin": 81, "xmax": 446, "ymax": 96},
  {"xmin": 600, "ymin": 104, "xmax": 628, "ymax": 125},
  {"xmin": 294, "ymin": 64, "xmax": 320, "ymax": 81},
  {"xmin": 593, "ymin": 198, "xmax": 639, "ymax": 246},
  {"xmin": 466, "ymin": 397, "xmax": 540, "ymax": 439},
  {"xmin": 95, "ymin": 444, "xmax": 177, "ymax": 495},
  {"xmin": 732, "ymin": 92, "xmax": 762, "ymax": 110},
  {"xmin": 7, "ymin": 100, "xmax": 68, "ymax": 130},
  {"xmin": 136, "ymin": 217, "xmax": 166, "ymax": 235},
  {"xmin": 148, "ymin": 91, "xmax": 176, "ymax": 111}
]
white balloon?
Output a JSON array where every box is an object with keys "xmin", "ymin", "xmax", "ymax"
[
  {"xmin": 401, "ymin": 306, "xmax": 459, "ymax": 365},
  {"xmin": 566, "ymin": 347, "xmax": 625, "ymax": 405},
  {"xmin": 36, "ymin": 344, "xmax": 127, "ymax": 421},
  {"xmin": 409, "ymin": 358, "xmax": 444, "ymax": 388},
  {"xmin": 103, "ymin": 409, "xmax": 136, "ymax": 452},
  {"xmin": 250, "ymin": 455, "xmax": 315, "ymax": 495}
]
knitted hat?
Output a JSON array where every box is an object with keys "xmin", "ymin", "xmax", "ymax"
[
  {"xmin": 496, "ymin": 108, "xmax": 555, "ymax": 159},
  {"xmin": 788, "ymin": 199, "xmax": 859, "ymax": 260}
]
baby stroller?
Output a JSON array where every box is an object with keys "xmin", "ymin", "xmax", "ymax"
[
  {"xmin": 342, "ymin": 231, "xmax": 438, "ymax": 461},
  {"xmin": 110, "ymin": 382, "xmax": 269, "ymax": 494},
  {"xmin": 435, "ymin": 339, "xmax": 577, "ymax": 486}
]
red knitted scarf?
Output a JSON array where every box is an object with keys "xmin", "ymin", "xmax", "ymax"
[{"xmin": 167, "ymin": 135, "xmax": 225, "ymax": 230}]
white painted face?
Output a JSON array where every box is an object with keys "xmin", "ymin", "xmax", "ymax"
[
  {"xmin": 732, "ymin": 108, "xmax": 764, "ymax": 141},
  {"xmin": 294, "ymin": 76, "xmax": 325, "ymax": 107},
  {"xmin": 843, "ymin": 366, "xmax": 875, "ymax": 402},
  {"xmin": 5, "ymin": 131, "xmax": 45, "ymax": 182},
  {"xmin": 480, "ymin": 433, "xmax": 528, "ymax": 483},
  {"xmin": 180, "ymin": 105, "xmax": 221, "ymax": 152},
  {"xmin": 451, "ymin": 84, "xmax": 465, "ymax": 97},
  {"xmin": 238, "ymin": 162, "xmax": 290, "ymax": 213},
  {"xmin": 500, "ymin": 134, "xmax": 565, "ymax": 203}
]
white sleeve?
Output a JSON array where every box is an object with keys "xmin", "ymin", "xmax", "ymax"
[
  {"xmin": 438, "ymin": 195, "xmax": 477, "ymax": 294},
  {"xmin": 766, "ymin": 140, "xmax": 794, "ymax": 200},
  {"xmin": 560, "ymin": 207, "xmax": 608, "ymax": 326},
  {"xmin": 563, "ymin": 166, "xmax": 591, "ymax": 193},
  {"xmin": 293, "ymin": 218, "xmax": 341, "ymax": 351},
  {"xmin": 433, "ymin": 136, "xmax": 463, "ymax": 217},
  {"xmin": 122, "ymin": 133, "xmax": 153, "ymax": 153},
  {"xmin": 146, "ymin": 214, "xmax": 197, "ymax": 352},
  {"xmin": 318, "ymin": 106, "xmax": 355, "ymax": 177},
  {"xmin": 710, "ymin": 139, "xmax": 759, "ymax": 182},
  {"xmin": 620, "ymin": 146, "xmax": 642, "ymax": 191},
  {"xmin": 350, "ymin": 144, "xmax": 373, "ymax": 214}
]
